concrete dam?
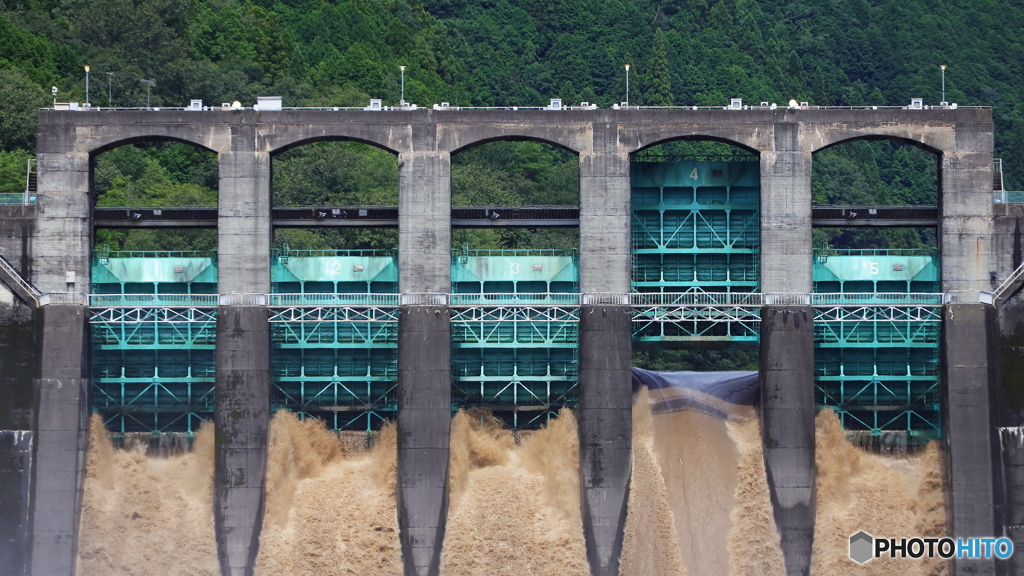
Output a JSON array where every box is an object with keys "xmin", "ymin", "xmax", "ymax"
[{"xmin": 0, "ymin": 106, "xmax": 1020, "ymax": 575}]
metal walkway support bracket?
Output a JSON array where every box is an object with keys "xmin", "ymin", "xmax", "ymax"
[{"xmin": 0, "ymin": 252, "xmax": 40, "ymax": 307}]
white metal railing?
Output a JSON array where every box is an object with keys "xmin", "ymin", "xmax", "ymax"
[
  {"xmin": 0, "ymin": 253, "xmax": 41, "ymax": 306},
  {"xmin": 629, "ymin": 292, "xmax": 762, "ymax": 306},
  {"xmin": 76, "ymin": 291, "xmax": 973, "ymax": 310},
  {"xmin": 89, "ymin": 293, "xmax": 219, "ymax": 307},
  {"xmin": 810, "ymin": 293, "xmax": 945, "ymax": 306},
  {"xmin": 400, "ymin": 293, "xmax": 449, "ymax": 306},
  {"xmin": 582, "ymin": 293, "xmax": 630, "ymax": 305},
  {"xmin": 218, "ymin": 293, "xmax": 268, "ymax": 306},
  {"xmin": 269, "ymin": 293, "xmax": 400, "ymax": 306},
  {"xmin": 993, "ymin": 260, "xmax": 1024, "ymax": 303},
  {"xmin": 449, "ymin": 293, "xmax": 580, "ymax": 306},
  {"xmin": 38, "ymin": 292, "xmax": 87, "ymax": 305}
]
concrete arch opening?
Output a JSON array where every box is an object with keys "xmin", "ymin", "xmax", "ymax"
[
  {"xmin": 447, "ymin": 139, "xmax": 580, "ymax": 430},
  {"xmin": 809, "ymin": 138, "xmax": 942, "ymax": 441},
  {"xmin": 89, "ymin": 140, "xmax": 220, "ymax": 435},
  {"xmin": 269, "ymin": 139, "xmax": 400, "ymax": 433}
]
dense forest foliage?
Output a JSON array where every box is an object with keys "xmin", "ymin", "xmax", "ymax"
[{"xmin": 0, "ymin": 0, "xmax": 1018, "ymax": 252}]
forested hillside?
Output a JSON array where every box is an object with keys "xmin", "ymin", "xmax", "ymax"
[{"xmin": 0, "ymin": 0, "xmax": 1020, "ymax": 246}]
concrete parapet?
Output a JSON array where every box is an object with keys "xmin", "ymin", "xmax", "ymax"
[
  {"xmin": 397, "ymin": 305, "xmax": 451, "ymax": 576},
  {"xmin": 28, "ymin": 304, "xmax": 90, "ymax": 576},
  {"xmin": 759, "ymin": 305, "xmax": 815, "ymax": 576},
  {"xmin": 578, "ymin": 305, "xmax": 632, "ymax": 576},
  {"xmin": 214, "ymin": 306, "xmax": 270, "ymax": 576},
  {"xmin": 944, "ymin": 304, "xmax": 999, "ymax": 576}
]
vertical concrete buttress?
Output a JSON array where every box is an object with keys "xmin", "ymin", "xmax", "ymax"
[
  {"xmin": 578, "ymin": 136, "xmax": 632, "ymax": 576},
  {"xmin": 397, "ymin": 306, "xmax": 451, "ymax": 576},
  {"xmin": 214, "ymin": 133, "xmax": 272, "ymax": 576},
  {"xmin": 760, "ymin": 306, "xmax": 816, "ymax": 576},
  {"xmin": 940, "ymin": 123, "xmax": 998, "ymax": 576},
  {"xmin": 759, "ymin": 124, "xmax": 815, "ymax": 576},
  {"xmin": 214, "ymin": 306, "xmax": 270, "ymax": 576},
  {"xmin": 396, "ymin": 140, "xmax": 452, "ymax": 576},
  {"xmin": 28, "ymin": 304, "xmax": 90, "ymax": 576}
]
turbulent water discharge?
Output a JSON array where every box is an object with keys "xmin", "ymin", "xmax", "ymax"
[
  {"xmin": 75, "ymin": 398, "xmax": 950, "ymax": 575},
  {"xmin": 441, "ymin": 408, "xmax": 589, "ymax": 576},
  {"xmin": 620, "ymin": 387, "xmax": 786, "ymax": 576},
  {"xmin": 812, "ymin": 409, "xmax": 948, "ymax": 576},
  {"xmin": 255, "ymin": 411, "xmax": 401, "ymax": 576},
  {"xmin": 77, "ymin": 414, "xmax": 219, "ymax": 576}
]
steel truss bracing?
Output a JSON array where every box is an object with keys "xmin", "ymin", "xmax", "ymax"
[
  {"xmin": 90, "ymin": 305, "xmax": 216, "ymax": 434},
  {"xmin": 814, "ymin": 303, "xmax": 943, "ymax": 439},
  {"xmin": 450, "ymin": 302, "xmax": 579, "ymax": 429},
  {"xmin": 631, "ymin": 161, "xmax": 761, "ymax": 297},
  {"xmin": 269, "ymin": 301, "xmax": 398, "ymax": 432}
]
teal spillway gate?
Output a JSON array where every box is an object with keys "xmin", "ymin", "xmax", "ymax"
[
  {"xmin": 270, "ymin": 247, "xmax": 398, "ymax": 431},
  {"xmin": 813, "ymin": 248, "xmax": 942, "ymax": 440},
  {"xmin": 90, "ymin": 250, "xmax": 218, "ymax": 434},
  {"xmin": 630, "ymin": 160, "xmax": 761, "ymax": 345},
  {"xmin": 451, "ymin": 248, "xmax": 579, "ymax": 428}
]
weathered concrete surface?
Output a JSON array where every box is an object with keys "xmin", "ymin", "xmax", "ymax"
[
  {"xmin": 578, "ymin": 305, "xmax": 631, "ymax": 576},
  {"xmin": 397, "ymin": 305, "xmax": 450, "ymax": 576},
  {"xmin": 214, "ymin": 306, "xmax": 270, "ymax": 576},
  {"xmin": 28, "ymin": 304, "xmax": 89, "ymax": 576},
  {"xmin": 945, "ymin": 304, "xmax": 999, "ymax": 576},
  {"xmin": 398, "ymin": 149, "xmax": 450, "ymax": 295},
  {"xmin": 0, "ymin": 304, "xmax": 36, "ymax": 431},
  {"xmin": 32, "ymin": 124, "xmax": 90, "ymax": 293},
  {"xmin": 760, "ymin": 125, "xmax": 812, "ymax": 294},
  {"xmin": 942, "ymin": 124, "xmax": 996, "ymax": 294},
  {"xmin": 0, "ymin": 430, "xmax": 33, "ymax": 576},
  {"xmin": 760, "ymin": 306, "xmax": 815, "ymax": 576},
  {"xmin": 579, "ymin": 126, "xmax": 630, "ymax": 294},
  {"xmin": 219, "ymin": 126, "xmax": 270, "ymax": 295},
  {"xmin": 999, "ymin": 428, "xmax": 1024, "ymax": 576}
]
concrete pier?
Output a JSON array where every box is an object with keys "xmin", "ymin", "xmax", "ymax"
[
  {"xmin": 28, "ymin": 304, "xmax": 90, "ymax": 576},
  {"xmin": 396, "ymin": 305, "xmax": 451, "ymax": 576},
  {"xmin": 759, "ymin": 306, "xmax": 815, "ymax": 576},
  {"xmin": 578, "ymin": 305, "xmax": 632, "ymax": 576},
  {"xmin": 214, "ymin": 305, "xmax": 270, "ymax": 576},
  {"xmin": 945, "ymin": 304, "xmax": 999, "ymax": 576}
]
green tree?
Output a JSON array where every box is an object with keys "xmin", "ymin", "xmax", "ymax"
[
  {"xmin": 0, "ymin": 68, "xmax": 49, "ymax": 152},
  {"xmin": 645, "ymin": 30, "xmax": 673, "ymax": 106}
]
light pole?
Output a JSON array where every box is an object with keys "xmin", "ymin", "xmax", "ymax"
[
  {"xmin": 107, "ymin": 72, "xmax": 114, "ymax": 106},
  {"xmin": 84, "ymin": 65, "xmax": 90, "ymax": 105},
  {"xmin": 399, "ymin": 65, "xmax": 406, "ymax": 106},
  {"xmin": 140, "ymin": 79, "xmax": 155, "ymax": 107},
  {"xmin": 940, "ymin": 64, "xmax": 947, "ymax": 104},
  {"xmin": 624, "ymin": 64, "xmax": 630, "ymax": 107}
]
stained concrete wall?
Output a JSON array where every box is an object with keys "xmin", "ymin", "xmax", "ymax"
[
  {"xmin": 578, "ymin": 305, "xmax": 632, "ymax": 576},
  {"xmin": 0, "ymin": 430, "xmax": 33, "ymax": 576},
  {"xmin": 26, "ymin": 107, "xmax": 998, "ymax": 576},
  {"xmin": 1000, "ymin": 429, "xmax": 1024, "ymax": 576},
  {"xmin": 214, "ymin": 306, "xmax": 270, "ymax": 576},
  {"xmin": 760, "ymin": 306, "xmax": 816, "ymax": 576},
  {"xmin": 28, "ymin": 304, "xmax": 89, "ymax": 576},
  {"xmin": 397, "ymin": 305, "xmax": 450, "ymax": 576},
  {"xmin": 944, "ymin": 304, "xmax": 999, "ymax": 576}
]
